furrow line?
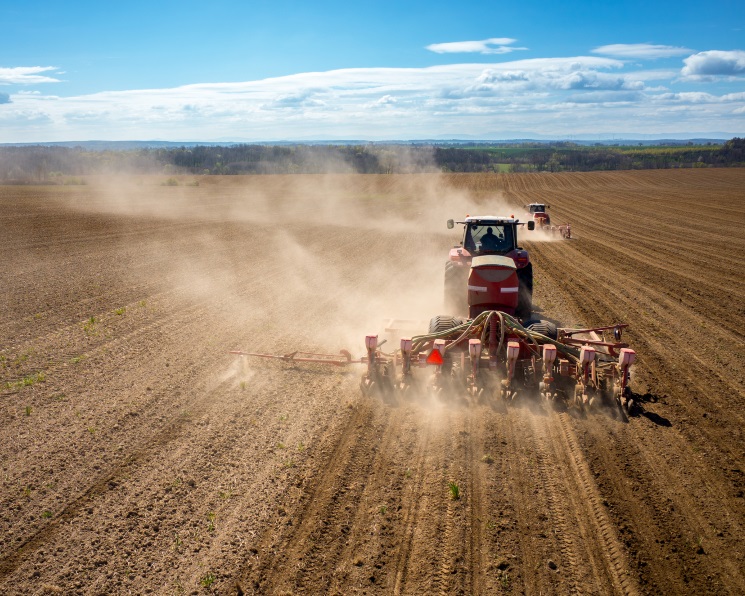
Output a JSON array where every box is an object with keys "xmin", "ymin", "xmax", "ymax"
[
  {"xmin": 292, "ymin": 406, "xmax": 398, "ymax": 593},
  {"xmin": 555, "ymin": 413, "xmax": 640, "ymax": 596},
  {"xmin": 465, "ymin": 410, "xmax": 484, "ymax": 595},
  {"xmin": 434, "ymin": 419, "xmax": 463, "ymax": 596},
  {"xmin": 529, "ymin": 416, "xmax": 582, "ymax": 595},
  {"xmin": 391, "ymin": 410, "xmax": 434, "ymax": 596},
  {"xmin": 241, "ymin": 399, "xmax": 376, "ymax": 593},
  {"xmin": 0, "ymin": 377, "xmax": 234, "ymax": 580},
  {"xmin": 435, "ymin": 495, "xmax": 459, "ymax": 596},
  {"xmin": 0, "ymin": 303, "xmax": 250, "ymax": 546}
]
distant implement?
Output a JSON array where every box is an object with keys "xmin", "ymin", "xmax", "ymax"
[{"xmin": 525, "ymin": 203, "xmax": 571, "ymax": 239}]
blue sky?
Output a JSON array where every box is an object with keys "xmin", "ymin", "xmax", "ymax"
[{"xmin": 1, "ymin": 0, "xmax": 744, "ymax": 142}]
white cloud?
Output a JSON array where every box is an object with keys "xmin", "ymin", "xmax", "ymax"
[
  {"xmin": 622, "ymin": 68, "xmax": 679, "ymax": 82},
  {"xmin": 653, "ymin": 91, "xmax": 745, "ymax": 105},
  {"xmin": 547, "ymin": 71, "xmax": 644, "ymax": 91},
  {"xmin": 655, "ymin": 91, "xmax": 717, "ymax": 103},
  {"xmin": 426, "ymin": 38, "xmax": 527, "ymax": 55},
  {"xmin": 266, "ymin": 89, "xmax": 327, "ymax": 110},
  {"xmin": 446, "ymin": 58, "xmax": 638, "ymax": 97},
  {"xmin": 682, "ymin": 50, "xmax": 745, "ymax": 78},
  {"xmin": 1, "ymin": 56, "xmax": 742, "ymax": 141},
  {"xmin": 566, "ymin": 90, "xmax": 645, "ymax": 104},
  {"xmin": 0, "ymin": 66, "xmax": 61, "ymax": 85},
  {"xmin": 473, "ymin": 56, "xmax": 624, "ymax": 73},
  {"xmin": 375, "ymin": 94, "xmax": 397, "ymax": 105},
  {"xmin": 476, "ymin": 70, "xmax": 529, "ymax": 83},
  {"xmin": 0, "ymin": 109, "xmax": 53, "ymax": 125},
  {"xmin": 592, "ymin": 44, "xmax": 692, "ymax": 59}
]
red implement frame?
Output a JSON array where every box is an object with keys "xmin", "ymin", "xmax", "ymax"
[
  {"xmin": 561, "ymin": 324, "xmax": 629, "ymax": 336},
  {"xmin": 229, "ymin": 349, "xmax": 360, "ymax": 367},
  {"xmin": 558, "ymin": 324, "xmax": 629, "ymax": 356}
]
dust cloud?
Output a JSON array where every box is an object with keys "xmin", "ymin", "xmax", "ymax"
[
  {"xmin": 58, "ymin": 168, "xmax": 531, "ymax": 359},
  {"xmin": 523, "ymin": 226, "xmax": 563, "ymax": 242}
]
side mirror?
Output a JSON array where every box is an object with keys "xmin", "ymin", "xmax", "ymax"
[
  {"xmin": 528, "ymin": 221, "xmax": 535, "ymax": 230},
  {"xmin": 447, "ymin": 219, "xmax": 454, "ymax": 229}
]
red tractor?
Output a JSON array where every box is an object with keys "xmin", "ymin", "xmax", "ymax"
[
  {"xmin": 444, "ymin": 216, "xmax": 535, "ymax": 320},
  {"xmin": 526, "ymin": 203, "xmax": 551, "ymax": 228},
  {"xmin": 526, "ymin": 202, "xmax": 572, "ymax": 239}
]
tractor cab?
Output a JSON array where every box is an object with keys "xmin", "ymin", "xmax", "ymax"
[
  {"xmin": 447, "ymin": 216, "xmax": 533, "ymax": 257},
  {"xmin": 465, "ymin": 221, "xmax": 514, "ymax": 253},
  {"xmin": 445, "ymin": 216, "xmax": 535, "ymax": 318},
  {"xmin": 526, "ymin": 203, "xmax": 551, "ymax": 226}
]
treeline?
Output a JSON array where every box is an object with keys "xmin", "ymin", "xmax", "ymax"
[
  {"xmin": 160, "ymin": 144, "xmax": 434, "ymax": 174},
  {"xmin": 0, "ymin": 146, "xmax": 165, "ymax": 182},
  {"xmin": 0, "ymin": 144, "xmax": 435, "ymax": 181},
  {"xmin": 435, "ymin": 138, "xmax": 745, "ymax": 172},
  {"xmin": 1, "ymin": 139, "xmax": 743, "ymax": 181}
]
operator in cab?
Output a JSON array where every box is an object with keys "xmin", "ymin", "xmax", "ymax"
[{"xmin": 479, "ymin": 227, "xmax": 501, "ymax": 251}]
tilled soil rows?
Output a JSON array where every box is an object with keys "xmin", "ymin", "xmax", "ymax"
[{"xmin": 1, "ymin": 169, "xmax": 743, "ymax": 595}]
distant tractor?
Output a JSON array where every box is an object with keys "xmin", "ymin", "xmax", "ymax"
[
  {"xmin": 526, "ymin": 203, "xmax": 551, "ymax": 227},
  {"xmin": 525, "ymin": 202, "xmax": 572, "ymax": 239},
  {"xmin": 444, "ymin": 216, "xmax": 535, "ymax": 320}
]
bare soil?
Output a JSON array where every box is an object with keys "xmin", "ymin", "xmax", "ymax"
[{"xmin": 1, "ymin": 169, "xmax": 744, "ymax": 595}]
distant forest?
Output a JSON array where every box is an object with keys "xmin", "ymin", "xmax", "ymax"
[{"xmin": 1, "ymin": 138, "xmax": 743, "ymax": 182}]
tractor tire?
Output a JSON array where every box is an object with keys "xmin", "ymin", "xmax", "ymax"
[
  {"xmin": 444, "ymin": 261, "xmax": 468, "ymax": 316},
  {"xmin": 516, "ymin": 263, "xmax": 533, "ymax": 319},
  {"xmin": 525, "ymin": 320, "xmax": 558, "ymax": 340},
  {"xmin": 428, "ymin": 315, "xmax": 464, "ymax": 336}
]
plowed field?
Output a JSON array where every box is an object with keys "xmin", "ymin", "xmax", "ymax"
[{"xmin": 1, "ymin": 169, "xmax": 744, "ymax": 595}]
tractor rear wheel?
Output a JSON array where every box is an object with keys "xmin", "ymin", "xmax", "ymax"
[
  {"xmin": 428, "ymin": 315, "xmax": 464, "ymax": 336},
  {"xmin": 444, "ymin": 261, "xmax": 468, "ymax": 315},
  {"xmin": 525, "ymin": 319, "xmax": 558, "ymax": 340}
]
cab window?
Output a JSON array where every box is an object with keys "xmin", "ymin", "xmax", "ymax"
[{"xmin": 464, "ymin": 224, "xmax": 514, "ymax": 253}]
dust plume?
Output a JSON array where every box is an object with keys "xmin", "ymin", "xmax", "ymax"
[{"xmin": 55, "ymin": 167, "xmax": 534, "ymax": 361}]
